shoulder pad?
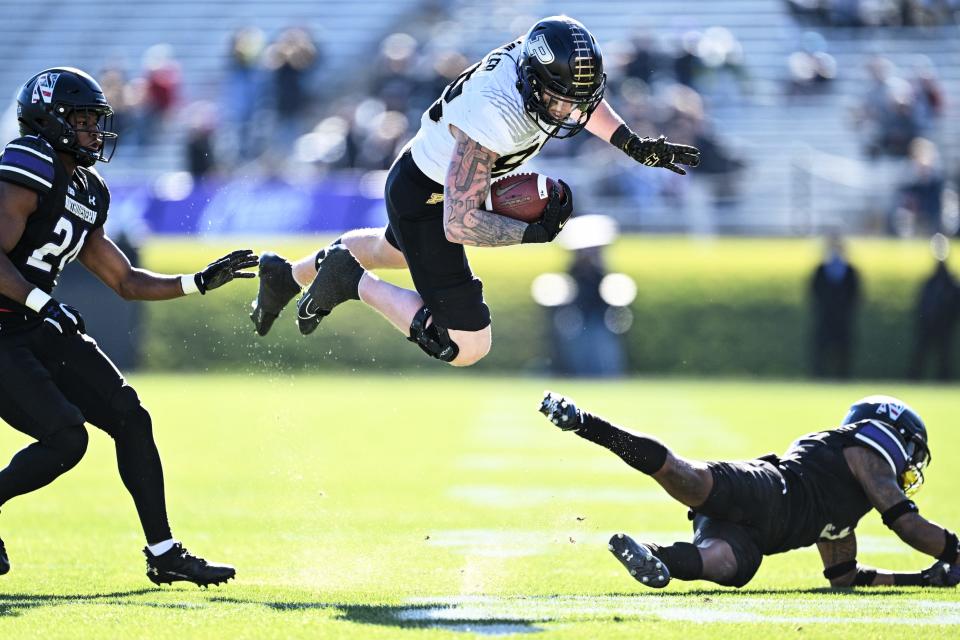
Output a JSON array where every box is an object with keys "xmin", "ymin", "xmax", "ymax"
[
  {"xmin": 0, "ymin": 136, "xmax": 57, "ymax": 193},
  {"xmin": 850, "ymin": 419, "xmax": 908, "ymax": 476}
]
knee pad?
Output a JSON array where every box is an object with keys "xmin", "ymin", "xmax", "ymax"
[
  {"xmin": 43, "ymin": 425, "xmax": 89, "ymax": 467},
  {"xmin": 407, "ymin": 306, "xmax": 459, "ymax": 362}
]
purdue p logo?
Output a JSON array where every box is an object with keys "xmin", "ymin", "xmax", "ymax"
[
  {"xmin": 425, "ymin": 193, "xmax": 444, "ymax": 205},
  {"xmin": 527, "ymin": 34, "xmax": 555, "ymax": 64}
]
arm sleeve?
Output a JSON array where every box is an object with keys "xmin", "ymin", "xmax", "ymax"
[{"xmin": 0, "ymin": 136, "xmax": 55, "ymax": 194}]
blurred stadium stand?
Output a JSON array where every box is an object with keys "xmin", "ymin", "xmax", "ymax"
[{"xmin": 0, "ymin": 0, "xmax": 957, "ymax": 235}]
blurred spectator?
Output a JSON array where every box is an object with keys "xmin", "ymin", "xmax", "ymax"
[
  {"xmin": 908, "ymin": 233, "xmax": 960, "ymax": 380},
  {"xmin": 98, "ymin": 64, "xmax": 136, "ymax": 138},
  {"xmin": 786, "ymin": 32, "xmax": 837, "ymax": 97},
  {"xmin": 135, "ymin": 44, "xmax": 182, "ymax": 147},
  {"xmin": 223, "ymin": 26, "xmax": 266, "ymax": 163},
  {"xmin": 908, "ymin": 55, "xmax": 945, "ymax": 126},
  {"xmin": 854, "ymin": 57, "xmax": 925, "ymax": 158},
  {"xmin": 264, "ymin": 27, "xmax": 320, "ymax": 151},
  {"xmin": 533, "ymin": 217, "xmax": 630, "ymax": 377},
  {"xmin": 185, "ymin": 101, "xmax": 218, "ymax": 181},
  {"xmin": 892, "ymin": 138, "xmax": 945, "ymax": 235},
  {"xmin": 809, "ymin": 234, "xmax": 861, "ymax": 378}
]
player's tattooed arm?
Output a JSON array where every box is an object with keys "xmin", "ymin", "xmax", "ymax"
[
  {"xmin": 845, "ymin": 446, "xmax": 951, "ymax": 558},
  {"xmin": 816, "ymin": 534, "xmax": 865, "ymax": 587},
  {"xmin": 443, "ymin": 125, "xmax": 526, "ymax": 247}
]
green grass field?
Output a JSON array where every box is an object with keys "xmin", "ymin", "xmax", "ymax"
[{"xmin": 0, "ymin": 374, "xmax": 958, "ymax": 639}]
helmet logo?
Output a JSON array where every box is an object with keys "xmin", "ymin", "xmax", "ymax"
[
  {"xmin": 528, "ymin": 34, "xmax": 555, "ymax": 64},
  {"xmin": 877, "ymin": 402, "xmax": 905, "ymax": 421},
  {"xmin": 31, "ymin": 72, "xmax": 60, "ymax": 104}
]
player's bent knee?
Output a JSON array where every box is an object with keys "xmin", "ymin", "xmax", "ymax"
[
  {"xmin": 700, "ymin": 537, "xmax": 760, "ymax": 588},
  {"xmin": 448, "ymin": 326, "xmax": 491, "ymax": 367},
  {"xmin": 42, "ymin": 425, "xmax": 89, "ymax": 468},
  {"xmin": 104, "ymin": 385, "xmax": 154, "ymax": 438},
  {"xmin": 407, "ymin": 306, "xmax": 461, "ymax": 362}
]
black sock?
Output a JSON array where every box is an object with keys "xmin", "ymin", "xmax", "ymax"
[
  {"xmin": 575, "ymin": 412, "xmax": 668, "ymax": 474},
  {"xmin": 0, "ymin": 426, "xmax": 88, "ymax": 505},
  {"xmin": 648, "ymin": 541, "xmax": 703, "ymax": 580}
]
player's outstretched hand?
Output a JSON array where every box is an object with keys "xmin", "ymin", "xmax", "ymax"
[
  {"xmin": 539, "ymin": 390, "xmax": 583, "ymax": 431},
  {"xmin": 39, "ymin": 299, "xmax": 85, "ymax": 335},
  {"xmin": 624, "ymin": 134, "xmax": 700, "ymax": 176},
  {"xmin": 194, "ymin": 249, "xmax": 259, "ymax": 294},
  {"xmin": 922, "ymin": 561, "xmax": 960, "ymax": 587},
  {"xmin": 521, "ymin": 180, "xmax": 573, "ymax": 244}
]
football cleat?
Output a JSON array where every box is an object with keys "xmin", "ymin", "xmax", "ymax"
[
  {"xmin": 250, "ymin": 252, "xmax": 301, "ymax": 336},
  {"xmin": 608, "ymin": 533, "xmax": 670, "ymax": 589},
  {"xmin": 296, "ymin": 244, "xmax": 365, "ymax": 336},
  {"xmin": 0, "ymin": 536, "xmax": 9, "ymax": 576},
  {"xmin": 144, "ymin": 543, "xmax": 235, "ymax": 588},
  {"xmin": 539, "ymin": 391, "xmax": 582, "ymax": 431}
]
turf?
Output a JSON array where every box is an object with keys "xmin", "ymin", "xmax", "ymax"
[{"xmin": 0, "ymin": 374, "xmax": 957, "ymax": 639}]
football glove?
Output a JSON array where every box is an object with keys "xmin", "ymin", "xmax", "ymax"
[
  {"xmin": 38, "ymin": 299, "xmax": 85, "ymax": 335},
  {"xmin": 194, "ymin": 249, "xmax": 259, "ymax": 294},
  {"xmin": 522, "ymin": 180, "xmax": 573, "ymax": 244},
  {"xmin": 615, "ymin": 127, "xmax": 701, "ymax": 176},
  {"xmin": 539, "ymin": 390, "xmax": 583, "ymax": 431},
  {"xmin": 922, "ymin": 561, "xmax": 960, "ymax": 587}
]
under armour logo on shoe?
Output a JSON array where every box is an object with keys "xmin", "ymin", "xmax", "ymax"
[{"xmin": 621, "ymin": 550, "xmax": 633, "ymax": 561}]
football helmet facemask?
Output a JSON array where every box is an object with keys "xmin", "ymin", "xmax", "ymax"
[
  {"xmin": 843, "ymin": 395, "xmax": 931, "ymax": 496},
  {"xmin": 517, "ymin": 16, "xmax": 606, "ymax": 139},
  {"xmin": 16, "ymin": 67, "xmax": 118, "ymax": 167}
]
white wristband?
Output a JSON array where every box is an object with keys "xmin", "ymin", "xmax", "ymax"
[
  {"xmin": 25, "ymin": 288, "xmax": 52, "ymax": 313},
  {"xmin": 180, "ymin": 274, "xmax": 200, "ymax": 296}
]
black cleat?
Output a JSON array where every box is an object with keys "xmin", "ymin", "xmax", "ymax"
[
  {"xmin": 144, "ymin": 543, "xmax": 235, "ymax": 588},
  {"xmin": 609, "ymin": 533, "xmax": 670, "ymax": 588},
  {"xmin": 0, "ymin": 536, "xmax": 9, "ymax": 576},
  {"xmin": 250, "ymin": 252, "xmax": 301, "ymax": 336},
  {"xmin": 539, "ymin": 391, "xmax": 583, "ymax": 431},
  {"xmin": 296, "ymin": 244, "xmax": 365, "ymax": 336}
]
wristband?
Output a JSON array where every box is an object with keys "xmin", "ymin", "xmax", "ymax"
[
  {"xmin": 25, "ymin": 288, "xmax": 52, "ymax": 312},
  {"xmin": 610, "ymin": 123, "xmax": 633, "ymax": 151},
  {"xmin": 180, "ymin": 274, "xmax": 200, "ymax": 296},
  {"xmin": 823, "ymin": 560, "xmax": 857, "ymax": 580},
  {"xmin": 881, "ymin": 499, "xmax": 918, "ymax": 528},
  {"xmin": 893, "ymin": 572, "xmax": 927, "ymax": 586},
  {"xmin": 938, "ymin": 530, "xmax": 959, "ymax": 564},
  {"xmin": 853, "ymin": 567, "xmax": 877, "ymax": 586}
]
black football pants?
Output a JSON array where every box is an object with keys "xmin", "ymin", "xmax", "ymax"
[{"xmin": 0, "ymin": 325, "xmax": 171, "ymax": 543}]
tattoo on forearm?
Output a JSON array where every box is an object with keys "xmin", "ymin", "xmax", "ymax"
[
  {"xmin": 819, "ymin": 535, "xmax": 857, "ymax": 568},
  {"xmin": 444, "ymin": 131, "xmax": 525, "ymax": 247}
]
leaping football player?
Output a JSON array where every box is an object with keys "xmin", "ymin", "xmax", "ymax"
[
  {"xmin": 540, "ymin": 392, "xmax": 960, "ymax": 590},
  {"xmin": 0, "ymin": 68, "xmax": 258, "ymax": 586},
  {"xmin": 250, "ymin": 15, "xmax": 699, "ymax": 366}
]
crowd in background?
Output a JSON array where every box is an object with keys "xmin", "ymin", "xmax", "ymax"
[
  {"xmin": 786, "ymin": 0, "xmax": 960, "ymax": 27},
  {"xmin": 75, "ymin": 4, "xmax": 958, "ymax": 238}
]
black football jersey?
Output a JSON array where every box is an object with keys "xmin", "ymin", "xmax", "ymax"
[
  {"xmin": 769, "ymin": 421, "xmax": 902, "ymax": 553},
  {"xmin": 0, "ymin": 135, "xmax": 109, "ymax": 329}
]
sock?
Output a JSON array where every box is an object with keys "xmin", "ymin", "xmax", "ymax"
[
  {"xmin": 147, "ymin": 538, "xmax": 177, "ymax": 556},
  {"xmin": 575, "ymin": 412, "xmax": 668, "ymax": 474},
  {"xmin": 648, "ymin": 541, "xmax": 703, "ymax": 580}
]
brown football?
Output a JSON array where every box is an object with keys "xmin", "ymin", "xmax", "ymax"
[{"xmin": 485, "ymin": 173, "xmax": 560, "ymax": 223}]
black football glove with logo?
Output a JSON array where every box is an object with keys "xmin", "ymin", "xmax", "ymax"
[
  {"xmin": 922, "ymin": 561, "xmax": 960, "ymax": 587},
  {"xmin": 193, "ymin": 249, "xmax": 259, "ymax": 294},
  {"xmin": 612, "ymin": 125, "xmax": 701, "ymax": 176},
  {"xmin": 38, "ymin": 299, "xmax": 85, "ymax": 335},
  {"xmin": 522, "ymin": 180, "xmax": 573, "ymax": 244}
]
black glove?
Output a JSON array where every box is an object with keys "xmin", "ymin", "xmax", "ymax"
[
  {"xmin": 922, "ymin": 561, "xmax": 960, "ymax": 587},
  {"xmin": 613, "ymin": 125, "xmax": 701, "ymax": 175},
  {"xmin": 38, "ymin": 299, "xmax": 85, "ymax": 335},
  {"xmin": 194, "ymin": 249, "xmax": 258, "ymax": 294},
  {"xmin": 539, "ymin": 391, "xmax": 583, "ymax": 431},
  {"xmin": 522, "ymin": 180, "xmax": 573, "ymax": 244}
]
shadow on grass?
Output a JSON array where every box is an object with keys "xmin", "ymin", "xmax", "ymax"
[{"xmin": 601, "ymin": 587, "xmax": 922, "ymax": 597}]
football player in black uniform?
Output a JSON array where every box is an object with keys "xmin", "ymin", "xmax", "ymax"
[
  {"xmin": 249, "ymin": 16, "xmax": 699, "ymax": 367},
  {"xmin": 0, "ymin": 68, "xmax": 258, "ymax": 586},
  {"xmin": 540, "ymin": 392, "xmax": 960, "ymax": 590}
]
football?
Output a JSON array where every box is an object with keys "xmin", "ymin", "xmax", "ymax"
[{"xmin": 485, "ymin": 173, "xmax": 560, "ymax": 223}]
